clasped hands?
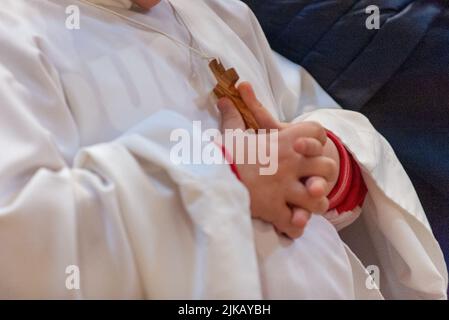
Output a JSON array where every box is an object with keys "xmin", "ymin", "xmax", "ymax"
[{"xmin": 217, "ymin": 82, "xmax": 340, "ymax": 239}]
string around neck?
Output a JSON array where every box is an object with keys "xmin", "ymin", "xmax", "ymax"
[{"xmin": 77, "ymin": 0, "xmax": 216, "ymax": 62}]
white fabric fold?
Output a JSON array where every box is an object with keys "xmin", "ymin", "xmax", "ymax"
[{"xmin": 85, "ymin": 0, "xmax": 133, "ymax": 9}]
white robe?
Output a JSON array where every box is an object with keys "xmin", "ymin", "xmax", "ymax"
[{"xmin": 0, "ymin": 0, "xmax": 446, "ymax": 299}]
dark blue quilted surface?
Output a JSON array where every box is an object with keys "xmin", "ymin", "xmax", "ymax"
[{"xmin": 243, "ymin": 0, "xmax": 449, "ymax": 269}]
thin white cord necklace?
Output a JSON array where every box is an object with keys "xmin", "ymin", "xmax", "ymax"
[
  {"xmin": 77, "ymin": 0, "xmax": 216, "ymax": 62},
  {"xmin": 76, "ymin": 0, "xmax": 259, "ymax": 129}
]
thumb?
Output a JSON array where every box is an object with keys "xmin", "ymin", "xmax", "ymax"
[
  {"xmin": 217, "ymin": 97, "xmax": 246, "ymax": 132},
  {"xmin": 238, "ymin": 82, "xmax": 282, "ymax": 130}
]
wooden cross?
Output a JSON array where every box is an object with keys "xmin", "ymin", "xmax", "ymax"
[{"xmin": 209, "ymin": 59, "xmax": 260, "ymax": 130}]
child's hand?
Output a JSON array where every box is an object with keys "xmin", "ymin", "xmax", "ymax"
[
  {"xmin": 240, "ymin": 81, "xmax": 340, "ymax": 192},
  {"xmin": 237, "ymin": 82, "xmax": 339, "ymax": 197},
  {"xmin": 217, "ymin": 84, "xmax": 339, "ymax": 239}
]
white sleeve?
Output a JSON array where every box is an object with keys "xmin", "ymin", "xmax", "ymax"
[
  {"xmin": 0, "ymin": 21, "xmax": 260, "ymax": 299},
  {"xmin": 292, "ymin": 108, "xmax": 448, "ymax": 299}
]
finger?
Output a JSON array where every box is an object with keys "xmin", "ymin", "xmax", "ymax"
[
  {"xmin": 283, "ymin": 206, "xmax": 310, "ymax": 239},
  {"xmin": 238, "ymin": 82, "xmax": 281, "ymax": 130},
  {"xmin": 286, "ymin": 182, "xmax": 330, "ymax": 213},
  {"xmin": 305, "ymin": 176, "xmax": 328, "ymax": 198},
  {"xmin": 291, "ymin": 207, "xmax": 312, "ymax": 229},
  {"xmin": 310, "ymin": 197, "xmax": 329, "ymax": 214},
  {"xmin": 285, "ymin": 226, "xmax": 305, "ymax": 240},
  {"xmin": 272, "ymin": 205, "xmax": 302, "ymax": 239},
  {"xmin": 217, "ymin": 97, "xmax": 246, "ymax": 131},
  {"xmin": 297, "ymin": 156, "xmax": 339, "ymax": 183},
  {"xmin": 294, "ymin": 137, "xmax": 324, "ymax": 157},
  {"xmin": 288, "ymin": 121, "xmax": 327, "ymax": 146}
]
